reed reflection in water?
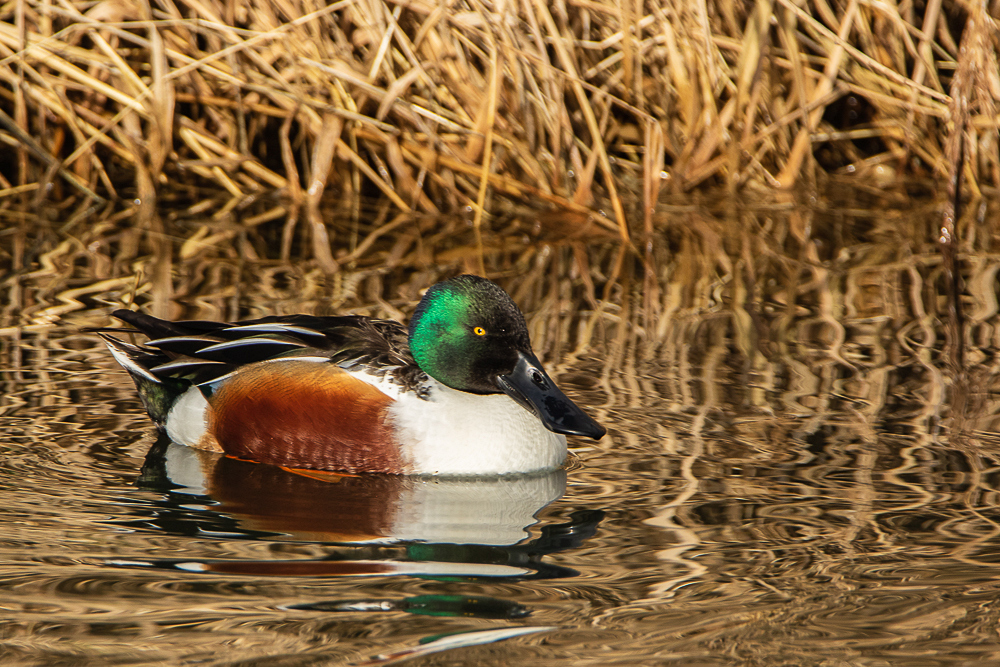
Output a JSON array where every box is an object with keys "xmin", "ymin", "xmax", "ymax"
[{"xmin": 3, "ymin": 198, "xmax": 1000, "ymax": 664}]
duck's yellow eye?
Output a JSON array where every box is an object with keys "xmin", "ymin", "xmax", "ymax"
[{"xmin": 473, "ymin": 326, "xmax": 487, "ymax": 336}]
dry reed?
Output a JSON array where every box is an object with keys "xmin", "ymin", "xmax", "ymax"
[
  {"xmin": 1, "ymin": 1, "xmax": 996, "ymax": 218},
  {"xmin": 0, "ymin": 0, "xmax": 998, "ymax": 324}
]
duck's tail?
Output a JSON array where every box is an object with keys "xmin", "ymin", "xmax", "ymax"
[{"xmin": 97, "ymin": 331, "xmax": 191, "ymax": 427}]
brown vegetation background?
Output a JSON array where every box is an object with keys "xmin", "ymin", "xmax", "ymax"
[
  {"xmin": 3, "ymin": 1, "xmax": 999, "ymax": 212},
  {"xmin": 0, "ymin": 0, "xmax": 999, "ymax": 325}
]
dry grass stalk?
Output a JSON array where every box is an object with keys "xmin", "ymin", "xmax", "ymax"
[{"xmin": 0, "ymin": 0, "xmax": 996, "ymax": 269}]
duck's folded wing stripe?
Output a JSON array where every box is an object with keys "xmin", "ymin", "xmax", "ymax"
[
  {"xmin": 145, "ymin": 335, "xmax": 226, "ymax": 355},
  {"xmin": 215, "ymin": 323, "xmax": 329, "ymax": 341},
  {"xmin": 196, "ymin": 338, "xmax": 308, "ymax": 361},
  {"xmin": 150, "ymin": 357, "xmax": 227, "ymax": 376}
]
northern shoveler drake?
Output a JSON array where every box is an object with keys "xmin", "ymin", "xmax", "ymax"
[{"xmin": 98, "ymin": 275, "xmax": 605, "ymax": 476}]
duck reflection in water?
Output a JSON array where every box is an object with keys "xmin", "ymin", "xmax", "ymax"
[{"xmin": 112, "ymin": 436, "xmax": 604, "ymax": 588}]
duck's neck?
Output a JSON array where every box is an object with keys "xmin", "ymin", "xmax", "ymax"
[{"xmin": 388, "ymin": 381, "xmax": 567, "ymax": 476}]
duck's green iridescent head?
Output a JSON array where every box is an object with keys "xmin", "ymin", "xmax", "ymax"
[
  {"xmin": 408, "ymin": 275, "xmax": 529, "ymax": 395},
  {"xmin": 408, "ymin": 275, "xmax": 605, "ymax": 440}
]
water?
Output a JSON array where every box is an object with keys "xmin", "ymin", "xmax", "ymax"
[{"xmin": 4, "ymin": 199, "xmax": 1000, "ymax": 665}]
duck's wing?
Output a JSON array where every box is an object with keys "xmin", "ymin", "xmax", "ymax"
[
  {"xmin": 103, "ymin": 310, "xmax": 423, "ymax": 390},
  {"xmin": 247, "ymin": 314, "xmax": 425, "ymax": 389}
]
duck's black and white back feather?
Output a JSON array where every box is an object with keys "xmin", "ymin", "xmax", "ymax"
[{"xmin": 100, "ymin": 310, "xmax": 429, "ymax": 399}]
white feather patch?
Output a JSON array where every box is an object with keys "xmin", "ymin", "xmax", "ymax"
[
  {"xmin": 165, "ymin": 387, "xmax": 210, "ymax": 448},
  {"xmin": 389, "ymin": 380, "xmax": 567, "ymax": 476}
]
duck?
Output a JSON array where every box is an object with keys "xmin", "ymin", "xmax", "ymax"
[{"xmin": 97, "ymin": 275, "xmax": 605, "ymax": 476}]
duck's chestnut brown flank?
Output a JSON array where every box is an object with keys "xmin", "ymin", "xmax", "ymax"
[{"xmin": 208, "ymin": 361, "xmax": 402, "ymax": 474}]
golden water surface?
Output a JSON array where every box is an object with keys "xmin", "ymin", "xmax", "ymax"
[{"xmin": 3, "ymin": 193, "xmax": 1000, "ymax": 665}]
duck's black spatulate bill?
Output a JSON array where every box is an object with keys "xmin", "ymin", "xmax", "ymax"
[{"xmin": 495, "ymin": 351, "xmax": 606, "ymax": 440}]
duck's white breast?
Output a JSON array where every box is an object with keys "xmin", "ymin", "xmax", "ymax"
[{"xmin": 387, "ymin": 380, "xmax": 567, "ymax": 476}]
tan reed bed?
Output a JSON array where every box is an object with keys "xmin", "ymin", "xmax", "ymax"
[
  {"xmin": 1, "ymin": 1, "xmax": 996, "ymax": 210},
  {"xmin": 0, "ymin": 0, "xmax": 997, "ymax": 324}
]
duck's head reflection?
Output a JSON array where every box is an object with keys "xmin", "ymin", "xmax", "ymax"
[{"xmin": 139, "ymin": 439, "xmax": 570, "ymax": 547}]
